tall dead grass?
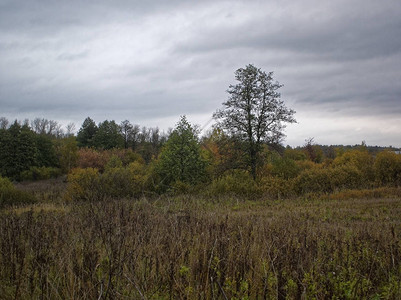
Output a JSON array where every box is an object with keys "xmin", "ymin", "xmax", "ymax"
[{"xmin": 0, "ymin": 196, "xmax": 400, "ymax": 299}]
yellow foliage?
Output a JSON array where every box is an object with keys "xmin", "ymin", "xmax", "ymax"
[
  {"xmin": 65, "ymin": 168, "xmax": 102, "ymax": 201},
  {"xmin": 329, "ymin": 187, "xmax": 401, "ymax": 200},
  {"xmin": 284, "ymin": 148, "xmax": 307, "ymax": 161},
  {"xmin": 333, "ymin": 149, "xmax": 374, "ymax": 183},
  {"xmin": 0, "ymin": 176, "xmax": 13, "ymax": 190},
  {"xmin": 127, "ymin": 161, "xmax": 149, "ymax": 195},
  {"xmin": 0, "ymin": 175, "xmax": 36, "ymax": 207},
  {"xmin": 65, "ymin": 162, "xmax": 150, "ymax": 201},
  {"xmin": 374, "ymin": 151, "xmax": 401, "ymax": 186},
  {"xmin": 207, "ymin": 170, "xmax": 261, "ymax": 198},
  {"xmin": 296, "ymin": 160, "xmax": 321, "ymax": 171},
  {"xmin": 293, "ymin": 164, "xmax": 363, "ymax": 195},
  {"xmin": 259, "ymin": 176, "xmax": 294, "ymax": 199}
]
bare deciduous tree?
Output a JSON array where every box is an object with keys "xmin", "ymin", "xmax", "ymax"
[
  {"xmin": 0, "ymin": 117, "xmax": 9, "ymax": 130},
  {"xmin": 66, "ymin": 122, "xmax": 76, "ymax": 137}
]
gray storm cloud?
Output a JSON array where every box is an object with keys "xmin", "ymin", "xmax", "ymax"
[{"xmin": 0, "ymin": 0, "xmax": 400, "ymax": 146}]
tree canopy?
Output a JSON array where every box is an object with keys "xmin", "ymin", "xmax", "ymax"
[
  {"xmin": 157, "ymin": 116, "xmax": 207, "ymax": 189},
  {"xmin": 77, "ymin": 117, "xmax": 98, "ymax": 147},
  {"xmin": 214, "ymin": 64, "xmax": 296, "ymax": 179},
  {"xmin": 93, "ymin": 120, "xmax": 124, "ymax": 149},
  {"xmin": 0, "ymin": 122, "xmax": 37, "ymax": 180}
]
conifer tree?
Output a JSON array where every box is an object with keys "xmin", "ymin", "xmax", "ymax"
[{"xmin": 157, "ymin": 116, "xmax": 207, "ymax": 188}]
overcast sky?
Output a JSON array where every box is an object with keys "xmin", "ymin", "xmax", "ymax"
[{"xmin": 1, "ymin": 0, "xmax": 400, "ymax": 147}]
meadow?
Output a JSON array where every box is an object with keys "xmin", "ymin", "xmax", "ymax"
[
  {"xmin": 1, "ymin": 118, "xmax": 401, "ymax": 298},
  {"xmin": 1, "ymin": 180, "xmax": 400, "ymax": 299}
]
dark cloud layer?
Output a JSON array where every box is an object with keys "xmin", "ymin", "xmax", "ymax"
[{"xmin": 0, "ymin": 0, "xmax": 400, "ymax": 146}]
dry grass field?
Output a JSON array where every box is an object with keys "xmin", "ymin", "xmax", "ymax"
[{"xmin": 1, "ymin": 184, "xmax": 400, "ymax": 299}]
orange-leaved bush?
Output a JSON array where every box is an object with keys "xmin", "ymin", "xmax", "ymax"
[{"xmin": 76, "ymin": 148, "xmax": 110, "ymax": 172}]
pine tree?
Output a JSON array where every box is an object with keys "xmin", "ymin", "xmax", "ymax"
[{"xmin": 77, "ymin": 117, "xmax": 98, "ymax": 147}]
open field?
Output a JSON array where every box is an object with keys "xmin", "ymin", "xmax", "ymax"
[{"xmin": 1, "ymin": 190, "xmax": 401, "ymax": 299}]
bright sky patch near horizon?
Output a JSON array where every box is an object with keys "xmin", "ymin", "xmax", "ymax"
[{"xmin": 1, "ymin": 0, "xmax": 400, "ymax": 147}]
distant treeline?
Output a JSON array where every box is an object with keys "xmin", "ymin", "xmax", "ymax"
[
  {"xmin": 0, "ymin": 117, "xmax": 169, "ymax": 181},
  {"xmin": 0, "ymin": 116, "xmax": 401, "ymax": 201},
  {"xmin": 312, "ymin": 143, "xmax": 401, "ymax": 159}
]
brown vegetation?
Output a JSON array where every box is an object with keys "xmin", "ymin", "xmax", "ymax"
[
  {"xmin": 1, "ymin": 193, "xmax": 400, "ymax": 299},
  {"xmin": 1, "ymin": 115, "xmax": 401, "ymax": 299}
]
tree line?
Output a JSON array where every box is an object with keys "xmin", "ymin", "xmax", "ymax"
[
  {"xmin": 0, "ymin": 117, "xmax": 169, "ymax": 181},
  {"xmin": 1, "ymin": 114, "xmax": 400, "ymax": 199},
  {"xmin": 1, "ymin": 64, "xmax": 400, "ymax": 199}
]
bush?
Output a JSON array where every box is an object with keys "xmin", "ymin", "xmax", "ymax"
[
  {"xmin": 0, "ymin": 176, "xmax": 36, "ymax": 208},
  {"xmin": 65, "ymin": 168, "xmax": 103, "ymax": 202},
  {"xmin": 66, "ymin": 162, "xmax": 150, "ymax": 201},
  {"xmin": 374, "ymin": 151, "xmax": 401, "ymax": 186},
  {"xmin": 76, "ymin": 148, "xmax": 110, "ymax": 171},
  {"xmin": 20, "ymin": 166, "xmax": 62, "ymax": 181},
  {"xmin": 207, "ymin": 170, "xmax": 261, "ymax": 198},
  {"xmin": 270, "ymin": 157, "xmax": 301, "ymax": 179},
  {"xmin": 284, "ymin": 148, "xmax": 307, "ymax": 161},
  {"xmin": 0, "ymin": 176, "xmax": 13, "ymax": 190},
  {"xmin": 127, "ymin": 161, "xmax": 150, "ymax": 196},
  {"xmin": 101, "ymin": 167, "xmax": 132, "ymax": 198},
  {"xmin": 293, "ymin": 167, "xmax": 330, "ymax": 195},
  {"xmin": 104, "ymin": 155, "xmax": 123, "ymax": 170},
  {"xmin": 333, "ymin": 149, "xmax": 374, "ymax": 185},
  {"xmin": 330, "ymin": 164, "xmax": 364, "ymax": 190},
  {"xmin": 103, "ymin": 161, "xmax": 150, "ymax": 198},
  {"xmin": 259, "ymin": 176, "xmax": 294, "ymax": 199},
  {"xmin": 296, "ymin": 160, "xmax": 320, "ymax": 172},
  {"xmin": 168, "ymin": 180, "xmax": 193, "ymax": 195},
  {"xmin": 110, "ymin": 149, "xmax": 145, "ymax": 166},
  {"xmin": 76, "ymin": 148, "xmax": 145, "ymax": 172},
  {"xmin": 293, "ymin": 165, "xmax": 363, "ymax": 195}
]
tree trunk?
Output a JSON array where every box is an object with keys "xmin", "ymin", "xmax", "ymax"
[{"xmin": 249, "ymin": 146, "xmax": 257, "ymax": 180}]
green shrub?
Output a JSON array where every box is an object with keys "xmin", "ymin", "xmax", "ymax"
[
  {"xmin": 293, "ymin": 167, "xmax": 330, "ymax": 194},
  {"xmin": 66, "ymin": 162, "xmax": 150, "ymax": 201},
  {"xmin": 207, "ymin": 170, "xmax": 261, "ymax": 198},
  {"xmin": 0, "ymin": 176, "xmax": 36, "ymax": 208},
  {"xmin": 270, "ymin": 157, "xmax": 301, "ymax": 179},
  {"xmin": 333, "ymin": 149, "xmax": 374, "ymax": 184},
  {"xmin": 295, "ymin": 160, "xmax": 317, "ymax": 172},
  {"xmin": 0, "ymin": 176, "xmax": 13, "ymax": 190},
  {"xmin": 20, "ymin": 166, "xmax": 62, "ymax": 181},
  {"xmin": 259, "ymin": 176, "xmax": 294, "ymax": 199},
  {"xmin": 330, "ymin": 164, "xmax": 363, "ymax": 190},
  {"xmin": 284, "ymin": 148, "xmax": 307, "ymax": 161},
  {"xmin": 121, "ymin": 150, "xmax": 145, "ymax": 165},
  {"xmin": 127, "ymin": 161, "xmax": 151, "ymax": 196},
  {"xmin": 104, "ymin": 155, "xmax": 123, "ymax": 170},
  {"xmin": 65, "ymin": 168, "xmax": 104, "ymax": 202},
  {"xmin": 293, "ymin": 165, "xmax": 363, "ymax": 195},
  {"xmin": 102, "ymin": 167, "xmax": 137, "ymax": 198},
  {"xmin": 168, "ymin": 180, "xmax": 193, "ymax": 195},
  {"xmin": 374, "ymin": 151, "xmax": 401, "ymax": 186},
  {"xmin": 156, "ymin": 116, "xmax": 207, "ymax": 189}
]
